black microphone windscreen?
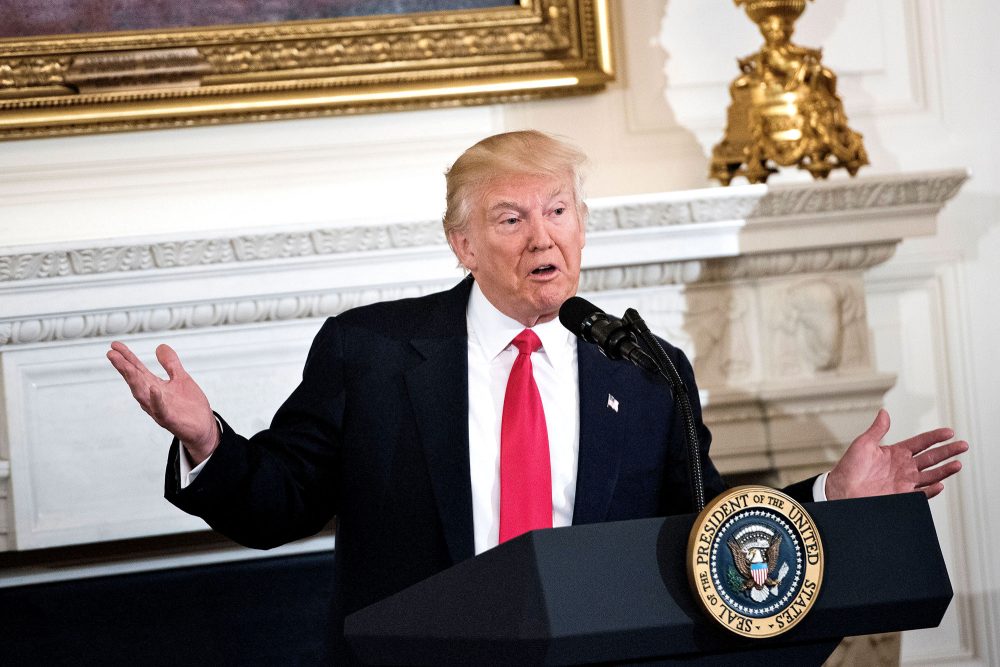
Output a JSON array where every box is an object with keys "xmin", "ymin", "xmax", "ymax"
[{"xmin": 559, "ymin": 296, "xmax": 603, "ymax": 335}]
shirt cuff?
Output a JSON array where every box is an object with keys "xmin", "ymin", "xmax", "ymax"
[
  {"xmin": 812, "ymin": 471, "xmax": 830, "ymax": 502},
  {"xmin": 178, "ymin": 416, "xmax": 222, "ymax": 489}
]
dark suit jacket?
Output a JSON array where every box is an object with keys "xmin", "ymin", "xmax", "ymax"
[{"xmin": 166, "ymin": 276, "xmax": 810, "ymax": 662}]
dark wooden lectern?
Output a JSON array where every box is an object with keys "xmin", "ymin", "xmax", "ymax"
[{"xmin": 346, "ymin": 493, "xmax": 951, "ymax": 665}]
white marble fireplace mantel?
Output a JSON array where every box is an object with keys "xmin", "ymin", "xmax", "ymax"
[{"xmin": 0, "ymin": 170, "xmax": 968, "ymax": 566}]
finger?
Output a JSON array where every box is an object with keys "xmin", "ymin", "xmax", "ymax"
[
  {"xmin": 109, "ymin": 341, "xmax": 146, "ymax": 369},
  {"xmin": 155, "ymin": 344, "xmax": 188, "ymax": 381},
  {"xmin": 897, "ymin": 428, "xmax": 957, "ymax": 455},
  {"xmin": 920, "ymin": 482, "xmax": 945, "ymax": 499},
  {"xmin": 109, "ymin": 341, "xmax": 160, "ymax": 382},
  {"xmin": 913, "ymin": 440, "xmax": 969, "ymax": 470},
  {"xmin": 106, "ymin": 349, "xmax": 132, "ymax": 378},
  {"xmin": 107, "ymin": 349, "xmax": 153, "ymax": 396},
  {"xmin": 917, "ymin": 460, "xmax": 963, "ymax": 489}
]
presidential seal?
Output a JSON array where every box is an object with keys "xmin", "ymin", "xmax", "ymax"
[{"xmin": 686, "ymin": 486, "xmax": 824, "ymax": 638}]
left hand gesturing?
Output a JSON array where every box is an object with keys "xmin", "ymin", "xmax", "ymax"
[{"xmin": 825, "ymin": 409, "xmax": 969, "ymax": 501}]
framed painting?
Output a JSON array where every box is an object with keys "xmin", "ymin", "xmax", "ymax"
[{"xmin": 0, "ymin": 0, "xmax": 612, "ymax": 141}]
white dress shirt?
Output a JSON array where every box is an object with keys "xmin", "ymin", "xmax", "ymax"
[{"xmin": 465, "ymin": 282, "xmax": 580, "ymax": 554}]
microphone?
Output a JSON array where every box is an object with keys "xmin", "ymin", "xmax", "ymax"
[
  {"xmin": 562, "ymin": 297, "xmax": 708, "ymax": 511},
  {"xmin": 559, "ymin": 297, "xmax": 658, "ymax": 373}
]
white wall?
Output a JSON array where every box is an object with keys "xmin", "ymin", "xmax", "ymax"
[{"xmin": 0, "ymin": 0, "xmax": 996, "ymax": 663}]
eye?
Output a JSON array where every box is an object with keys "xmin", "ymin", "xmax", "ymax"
[
  {"xmin": 502, "ymin": 216, "xmax": 519, "ymax": 225},
  {"xmin": 553, "ymin": 207, "xmax": 566, "ymax": 216}
]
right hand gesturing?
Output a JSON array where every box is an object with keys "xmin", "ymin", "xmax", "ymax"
[{"xmin": 107, "ymin": 341, "xmax": 219, "ymax": 465}]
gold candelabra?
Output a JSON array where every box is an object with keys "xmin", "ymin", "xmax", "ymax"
[{"xmin": 710, "ymin": 0, "xmax": 868, "ymax": 185}]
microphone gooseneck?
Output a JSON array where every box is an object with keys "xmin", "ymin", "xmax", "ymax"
[
  {"xmin": 622, "ymin": 308, "xmax": 706, "ymax": 512},
  {"xmin": 558, "ymin": 297, "xmax": 658, "ymax": 373},
  {"xmin": 560, "ymin": 296, "xmax": 707, "ymax": 513}
]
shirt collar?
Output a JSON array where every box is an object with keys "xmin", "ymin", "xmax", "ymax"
[{"xmin": 467, "ymin": 280, "xmax": 576, "ymax": 369}]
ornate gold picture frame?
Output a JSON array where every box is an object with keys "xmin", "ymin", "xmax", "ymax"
[{"xmin": 0, "ymin": 0, "xmax": 612, "ymax": 141}]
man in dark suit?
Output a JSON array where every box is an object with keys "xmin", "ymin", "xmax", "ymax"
[{"xmin": 107, "ymin": 130, "xmax": 967, "ymax": 663}]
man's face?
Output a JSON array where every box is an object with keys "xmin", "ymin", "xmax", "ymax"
[{"xmin": 449, "ymin": 172, "xmax": 586, "ymax": 327}]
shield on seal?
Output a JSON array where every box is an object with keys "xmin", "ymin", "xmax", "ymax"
[{"xmin": 751, "ymin": 561, "xmax": 768, "ymax": 587}]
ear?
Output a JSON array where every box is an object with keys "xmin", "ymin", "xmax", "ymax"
[
  {"xmin": 448, "ymin": 228, "xmax": 478, "ymax": 272},
  {"xmin": 578, "ymin": 201, "xmax": 588, "ymax": 249}
]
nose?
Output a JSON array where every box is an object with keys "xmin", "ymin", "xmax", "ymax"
[{"xmin": 526, "ymin": 214, "xmax": 554, "ymax": 251}]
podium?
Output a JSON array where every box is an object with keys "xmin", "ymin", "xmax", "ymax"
[{"xmin": 345, "ymin": 493, "xmax": 952, "ymax": 665}]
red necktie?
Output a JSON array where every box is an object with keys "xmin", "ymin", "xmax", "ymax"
[{"xmin": 499, "ymin": 329, "xmax": 552, "ymax": 543}]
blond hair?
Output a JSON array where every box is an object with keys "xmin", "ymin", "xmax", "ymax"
[{"xmin": 442, "ymin": 130, "xmax": 589, "ymax": 241}]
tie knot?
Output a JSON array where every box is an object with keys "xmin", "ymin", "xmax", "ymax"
[{"xmin": 512, "ymin": 329, "xmax": 542, "ymax": 355}]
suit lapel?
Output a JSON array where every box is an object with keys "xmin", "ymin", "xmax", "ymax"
[
  {"xmin": 572, "ymin": 340, "xmax": 629, "ymax": 525},
  {"xmin": 404, "ymin": 278, "xmax": 476, "ymax": 564},
  {"xmin": 401, "ymin": 278, "xmax": 635, "ymax": 555}
]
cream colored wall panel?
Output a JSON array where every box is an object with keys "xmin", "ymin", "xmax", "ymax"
[
  {"xmin": 0, "ymin": 106, "xmax": 501, "ymax": 247},
  {"xmin": 3, "ymin": 325, "xmax": 315, "ymax": 549},
  {"xmin": 866, "ymin": 256, "xmax": 992, "ymax": 665},
  {"xmin": 956, "ymin": 232, "xmax": 1000, "ymax": 666}
]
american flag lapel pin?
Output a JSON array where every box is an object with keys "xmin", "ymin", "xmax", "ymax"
[{"xmin": 607, "ymin": 394, "xmax": 619, "ymax": 412}]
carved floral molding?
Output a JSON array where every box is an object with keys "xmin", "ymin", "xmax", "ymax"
[
  {"xmin": 0, "ymin": 221, "xmax": 447, "ymax": 283},
  {"xmin": 0, "ymin": 244, "xmax": 897, "ymax": 347},
  {"xmin": 0, "ymin": 171, "xmax": 966, "ymax": 348},
  {"xmin": 0, "ymin": 171, "xmax": 966, "ymax": 284}
]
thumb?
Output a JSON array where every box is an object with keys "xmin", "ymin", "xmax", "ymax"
[
  {"xmin": 857, "ymin": 408, "xmax": 890, "ymax": 445},
  {"xmin": 155, "ymin": 344, "xmax": 187, "ymax": 381}
]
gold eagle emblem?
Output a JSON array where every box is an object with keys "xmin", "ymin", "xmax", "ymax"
[{"xmin": 727, "ymin": 529, "xmax": 789, "ymax": 602}]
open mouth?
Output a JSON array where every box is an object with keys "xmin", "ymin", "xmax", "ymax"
[{"xmin": 531, "ymin": 264, "xmax": 557, "ymax": 276}]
